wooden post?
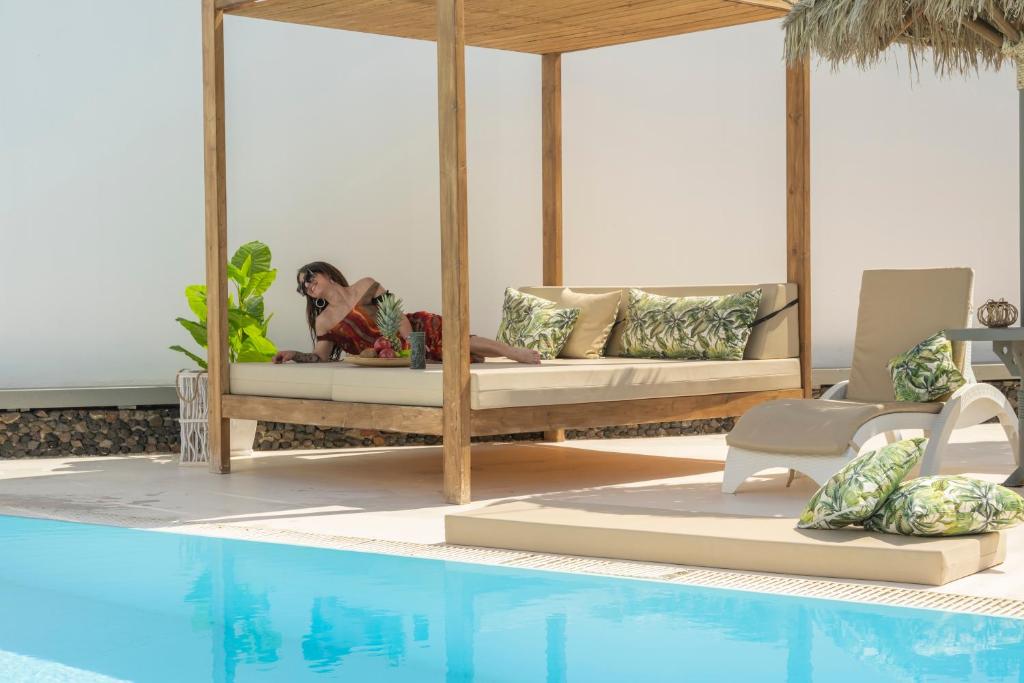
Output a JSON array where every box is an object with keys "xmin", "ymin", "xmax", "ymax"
[
  {"xmin": 437, "ymin": 0, "xmax": 472, "ymax": 504},
  {"xmin": 542, "ymin": 53, "xmax": 563, "ymax": 288},
  {"xmin": 542, "ymin": 53, "xmax": 566, "ymax": 443},
  {"xmin": 202, "ymin": 0, "xmax": 231, "ymax": 472},
  {"xmin": 786, "ymin": 59, "xmax": 812, "ymax": 398}
]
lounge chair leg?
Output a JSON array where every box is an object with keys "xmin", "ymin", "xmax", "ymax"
[
  {"xmin": 722, "ymin": 449, "xmax": 765, "ymax": 494},
  {"xmin": 920, "ymin": 412, "xmax": 959, "ymax": 477},
  {"xmin": 996, "ymin": 398, "xmax": 1022, "ymax": 485},
  {"xmin": 721, "ymin": 466, "xmax": 748, "ymax": 494}
]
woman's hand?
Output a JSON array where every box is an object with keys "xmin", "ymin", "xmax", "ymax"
[
  {"xmin": 273, "ymin": 350, "xmax": 297, "ymax": 364},
  {"xmin": 274, "ymin": 345, "xmax": 330, "ymax": 363}
]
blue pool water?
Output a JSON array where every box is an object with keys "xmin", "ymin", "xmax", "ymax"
[{"xmin": 0, "ymin": 515, "xmax": 1021, "ymax": 682}]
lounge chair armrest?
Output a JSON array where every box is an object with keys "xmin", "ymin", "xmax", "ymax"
[
  {"xmin": 940, "ymin": 381, "xmax": 1013, "ymax": 417},
  {"xmin": 820, "ymin": 381, "xmax": 848, "ymax": 401}
]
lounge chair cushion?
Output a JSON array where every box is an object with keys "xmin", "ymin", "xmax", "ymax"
[
  {"xmin": 618, "ymin": 288, "xmax": 762, "ymax": 360},
  {"xmin": 865, "ymin": 476, "xmax": 1024, "ymax": 536},
  {"xmin": 546, "ymin": 288, "xmax": 621, "ymax": 359},
  {"xmin": 445, "ymin": 501, "xmax": 1006, "ymax": 586},
  {"xmin": 495, "ymin": 288, "xmax": 581, "ymax": 360},
  {"xmin": 726, "ymin": 399, "xmax": 942, "ymax": 456},
  {"xmin": 847, "ymin": 268, "xmax": 973, "ymax": 403},
  {"xmin": 797, "ymin": 438, "xmax": 926, "ymax": 530},
  {"xmin": 520, "ymin": 284, "xmax": 798, "ymax": 360},
  {"xmin": 888, "ymin": 332, "xmax": 966, "ymax": 402}
]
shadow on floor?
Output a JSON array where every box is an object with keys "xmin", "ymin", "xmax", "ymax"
[{"xmin": 0, "ymin": 441, "xmax": 725, "ymax": 529}]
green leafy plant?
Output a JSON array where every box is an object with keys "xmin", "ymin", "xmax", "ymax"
[{"xmin": 170, "ymin": 241, "xmax": 278, "ymax": 369}]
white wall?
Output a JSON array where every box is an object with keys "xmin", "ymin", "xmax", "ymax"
[
  {"xmin": 1, "ymin": 0, "xmax": 204, "ymax": 390},
  {"xmin": 0, "ymin": 0, "xmax": 1017, "ymax": 390}
]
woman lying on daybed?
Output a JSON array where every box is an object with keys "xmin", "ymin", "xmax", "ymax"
[{"xmin": 273, "ymin": 261, "xmax": 542, "ymax": 364}]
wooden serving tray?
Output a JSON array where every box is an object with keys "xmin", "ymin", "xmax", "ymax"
[{"xmin": 344, "ymin": 355, "xmax": 411, "ymax": 368}]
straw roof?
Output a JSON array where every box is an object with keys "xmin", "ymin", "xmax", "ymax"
[
  {"xmin": 784, "ymin": 0, "xmax": 1024, "ymax": 77},
  {"xmin": 223, "ymin": 0, "xmax": 791, "ymax": 55}
]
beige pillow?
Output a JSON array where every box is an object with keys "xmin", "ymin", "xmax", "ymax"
[{"xmin": 545, "ymin": 288, "xmax": 621, "ymax": 358}]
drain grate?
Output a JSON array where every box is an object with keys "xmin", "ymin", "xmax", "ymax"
[
  {"xmin": 173, "ymin": 522, "xmax": 1024, "ymax": 620},
  {"xmin": 4, "ymin": 505, "xmax": 1022, "ymax": 620}
]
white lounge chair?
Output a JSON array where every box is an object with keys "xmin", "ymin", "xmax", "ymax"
[{"xmin": 722, "ymin": 268, "xmax": 1020, "ymax": 493}]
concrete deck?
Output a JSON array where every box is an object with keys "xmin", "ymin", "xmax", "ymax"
[{"xmin": 0, "ymin": 425, "xmax": 1020, "ymax": 601}]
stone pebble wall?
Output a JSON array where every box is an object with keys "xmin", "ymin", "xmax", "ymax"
[{"xmin": 1, "ymin": 380, "xmax": 1017, "ymax": 459}]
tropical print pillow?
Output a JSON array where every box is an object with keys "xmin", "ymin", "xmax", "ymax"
[
  {"xmin": 887, "ymin": 332, "xmax": 967, "ymax": 402},
  {"xmin": 797, "ymin": 438, "xmax": 926, "ymax": 530},
  {"xmin": 618, "ymin": 288, "xmax": 762, "ymax": 360},
  {"xmin": 864, "ymin": 476, "xmax": 1024, "ymax": 536},
  {"xmin": 495, "ymin": 288, "xmax": 580, "ymax": 360}
]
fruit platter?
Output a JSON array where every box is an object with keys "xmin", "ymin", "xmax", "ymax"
[
  {"xmin": 344, "ymin": 355, "xmax": 410, "ymax": 367},
  {"xmin": 345, "ymin": 294, "xmax": 412, "ymax": 367}
]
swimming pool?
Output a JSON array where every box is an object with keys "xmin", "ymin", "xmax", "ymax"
[{"xmin": 0, "ymin": 515, "xmax": 1020, "ymax": 682}]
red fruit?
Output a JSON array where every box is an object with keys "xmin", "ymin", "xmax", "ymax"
[
  {"xmin": 378, "ymin": 348, "xmax": 397, "ymax": 359},
  {"xmin": 373, "ymin": 337, "xmax": 392, "ymax": 352}
]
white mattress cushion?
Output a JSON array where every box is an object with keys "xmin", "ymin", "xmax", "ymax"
[
  {"xmin": 325, "ymin": 357, "xmax": 800, "ymax": 410},
  {"xmin": 331, "ymin": 365, "xmax": 444, "ymax": 407},
  {"xmin": 467, "ymin": 358, "xmax": 800, "ymax": 409},
  {"xmin": 229, "ymin": 362, "xmax": 342, "ymax": 400}
]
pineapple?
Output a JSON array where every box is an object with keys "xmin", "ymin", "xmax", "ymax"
[{"xmin": 375, "ymin": 293, "xmax": 405, "ymax": 354}]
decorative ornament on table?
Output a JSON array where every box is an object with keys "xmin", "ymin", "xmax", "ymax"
[
  {"xmin": 374, "ymin": 293, "xmax": 409, "ymax": 359},
  {"xmin": 977, "ymin": 298, "xmax": 1019, "ymax": 328}
]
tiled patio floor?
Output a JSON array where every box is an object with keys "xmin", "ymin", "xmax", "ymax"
[{"xmin": 0, "ymin": 424, "xmax": 1020, "ymax": 601}]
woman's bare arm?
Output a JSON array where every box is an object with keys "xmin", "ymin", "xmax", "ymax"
[
  {"xmin": 353, "ymin": 277, "xmax": 385, "ymax": 305},
  {"xmin": 295, "ymin": 338, "xmax": 334, "ymax": 362},
  {"xmin": 273, "ymin": 339, "xmax": 334, "ymax": 363}
]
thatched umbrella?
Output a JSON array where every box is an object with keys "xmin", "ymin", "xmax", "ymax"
[
  {"xmin": 787, "ymin": 2, "xmax": 1024, "ymax": 487},
  {"xmin": 785, "ymin": 0, "xmax": 1024, "ymax": 311}
]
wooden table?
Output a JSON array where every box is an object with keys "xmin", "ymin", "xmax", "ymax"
[{"xmin": 946, "ymin": 327, "xmax": 1024, "ymax": 486}]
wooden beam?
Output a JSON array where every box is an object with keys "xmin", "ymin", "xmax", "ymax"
[
  {"xmin": 965, "ymin": 17, "xmax": 1005, "ymax": 48},
  {"xmin": 215, "ymin": 0, "xmax": 258, "ymax": 10},
  {"xmin": 883, "ymin": 9, "xmax": 922, "ymax": 50},
  {"xmin": 988, "ymin": 1, "xmax": 1022, "ymax": 44},
  {"xmin": 786, "ymin": 59, "xmax": 812, "ymax": 399},
  {"xmin": 724, "ymin": 0, "xmax": 793, "ymax": 11},
  {"xmin": 542, "ymin": 53, "xmax": 563, "ymax": 288},
  {"xmin": 222, "ymin": 395, "xmax": 444, "ymax": 434},
  {"xmin": 223, "ymin": 0, "xmax": 787, "ymax": 55},
  {"xmin": 542, "ymin": 52, "xmax": 566, "ymax": 444},
  {"xmin": 202, "ymin": 0, "xmax": 231, "ymax": 473},
  {"xmin": 437, "ymin": 0, "xmax": 472, "ymax": 504},
  {"xmin": 220, "ymin": 389, "xmax": 801, "ymax": 440},
  {"xmin": 470, "ymin": 389, "xmax": 802, "ymax": 436}
]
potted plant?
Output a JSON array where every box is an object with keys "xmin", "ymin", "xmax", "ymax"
[{"xmin": 171, "ymin": 241, "xmax": 278, "ymax": 462}]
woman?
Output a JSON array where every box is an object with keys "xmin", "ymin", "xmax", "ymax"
[{"xmin": 273, "ymin": 261, "xmax": 542, "ymax": 364}]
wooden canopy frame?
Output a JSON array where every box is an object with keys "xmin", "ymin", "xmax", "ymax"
[{"xmin": 202, "ymin": 0, "xmax": 811, "ymax": 504}]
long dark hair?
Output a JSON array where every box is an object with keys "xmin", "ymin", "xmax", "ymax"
[{"xmin": 297, "ymin": 261, "xmax": 349, "ymax": 358}]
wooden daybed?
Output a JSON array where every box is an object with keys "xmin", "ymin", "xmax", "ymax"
[
  {"xmin": 201, "ymin": 0, "xmax": 811, "ymax": 503},
  {"xmin": 229, "ymin": 282, "xmax": 802, "ymax": 427}
]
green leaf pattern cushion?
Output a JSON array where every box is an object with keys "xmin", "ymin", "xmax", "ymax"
[
  {"xmin": 864, "ymin": 476, "xmax": 1024, "ymax": 536},
  {"xmin": 619, "ymin": 288, "xmax": 762, "ymax": 360},
  {"xmin": 797, "ymin": 438, "xmax": 926, "ymax": 530},
  {"xmin": 887, "ymin": 332, "xmax": 967, "ymax": 402},
  {"xmin": 495, "ymin": 288, "xmax": 580, "ymax": 360}
]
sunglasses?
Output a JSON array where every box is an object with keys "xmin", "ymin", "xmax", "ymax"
[{"xmin": 296, "ymin": 270, "xmax": 317, "ymax": 296}]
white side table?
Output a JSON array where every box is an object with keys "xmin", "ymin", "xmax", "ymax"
[{"xmin": 946, "ymin": 327, "xmax": 1024, "ymax": 487}]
